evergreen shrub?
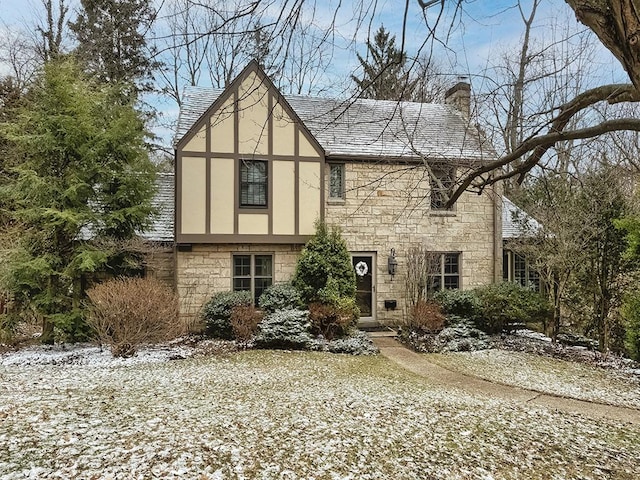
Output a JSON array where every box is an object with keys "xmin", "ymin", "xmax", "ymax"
[
  {"xmin": 433, "ymin": 289, "xmax": 481, "ymax": 318},
  {"xmin": 292, "ymin": 221, "xmax": 356, "ymax": 304},
  {"xmin": 254, "ymin": 308, "xmax": 312, "ymax": 350},
  {"xmin": 326, "ymin": 331, "xmax": 379, "ymax": 355},
  {"xmin": 258, "ymin": 283, "xmax": 302, "ymax": 313},
  {"xmin": 473, "ymin": 282, "xmax": 552, "ymax": 334},
  {"xmin": 621, "ymin": 293, "xmax": 640, "ymax": 361},
  {"xmin": 201, "ymin": 291, "xmax": 252, "ymax": 339}
]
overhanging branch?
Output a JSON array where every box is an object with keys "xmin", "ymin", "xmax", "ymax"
[
  {"xmin": 446, "ymin": 83, "xmax": 640, "ymax": 206},
  {"xmin": 448, "ymin": 117, "xmax": 640, "ymax": 205}
]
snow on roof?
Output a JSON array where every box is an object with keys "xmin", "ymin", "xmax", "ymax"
[
  {"xmin": 502, "ymin": 196, "xmax": 542, "ymax": 239},
  {"xmin": 141, "ymin": 172, "xmax": 173, "ymax": 242},
  {"xmin": 176, "ymin": 86, "xmax": 495, "ymax": 163}
]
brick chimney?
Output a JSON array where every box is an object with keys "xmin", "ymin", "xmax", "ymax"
[{"xmin": 445, "ymin": 79, "xmax": 470, "ymax": 118}]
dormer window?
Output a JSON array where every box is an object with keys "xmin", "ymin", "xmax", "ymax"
[{"xmin": 240, "ymin": 160, "xmax": 267, "ymax": 207}]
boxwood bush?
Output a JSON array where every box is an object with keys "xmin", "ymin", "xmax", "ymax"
[
  {"xmin": 433, "ymin": 289, "xmax": 481, "ymax": 318},
  {"xmin": 201, "ymin": 290, "xmax": 252, "ymax": 339}
]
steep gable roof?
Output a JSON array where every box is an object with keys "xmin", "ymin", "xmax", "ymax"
[
  {"xmin": 176, "ymin": 61, "xmax": 324, "ymax": 157},
  {"xmin": 175, "ymin": 71, "xmax": 494, "ymax": 163}
]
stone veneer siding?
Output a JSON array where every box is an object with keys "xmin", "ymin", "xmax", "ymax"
[
  {"xmin": 176, "ymin": 244, "xmax": 303, "ymax": 322},
  {"xmin": 175, "ymin": 162, "xmax": 501, "ymax": 328},
  {"xmin": 324, "ymin": 161, "xmax": 501, "ymax": 325}
]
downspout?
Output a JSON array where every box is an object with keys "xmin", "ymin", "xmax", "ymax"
[
  {"xmin": 493, "ymin": 189, "xmax": 503, "ymax": 283},
  {"xmin": 173, "ymin": 147, "xmax": 178, "ymax": 293}
]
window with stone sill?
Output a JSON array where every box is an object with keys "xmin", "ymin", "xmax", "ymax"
[
  {"xmin": 430, "ymin": 167, "xmax": 455, "ymax": 211},
  {"xmin": 232, "ymin": 254, "xmax": 273, "ymax": 304},
  {"xmin": 426, "ymin": 252, "xmax": 460, "ymax": 293}
]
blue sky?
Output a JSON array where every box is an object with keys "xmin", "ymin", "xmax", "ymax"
[{"xmin": 0, "ymin": 0, "xmax": 629, "ymax": 147}]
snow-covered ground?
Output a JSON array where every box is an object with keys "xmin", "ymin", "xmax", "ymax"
[
  {"xmin": 1, "ymin": 347, "xmax": 639, "ymax": 479},
  {"xmin": 427, "ymin": 349, "xmax": 640, "ymax": 410}
]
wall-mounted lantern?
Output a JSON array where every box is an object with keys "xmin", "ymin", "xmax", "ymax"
[{"xmin": 388, "ymin": 248, "xmax": 398, "ymax": 277}]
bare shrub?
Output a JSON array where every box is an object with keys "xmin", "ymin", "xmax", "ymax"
[
  {"xmin": 308, "ymin": 302, "xmax": 354, "ymax": 340},
  {"xmin": 230, "ymin": 305, "xmax": 263, "ymax": 343},
  {"xmin": 404, "ymin": 247, "xmax": 442, "ymax": 308},
  {"xmin": 87, "ymin": 277, "xmax": 181, "ymax": 357},
  {"xmin": 409, "ymin": 300, "xmax": 446, "ymax": 333}
]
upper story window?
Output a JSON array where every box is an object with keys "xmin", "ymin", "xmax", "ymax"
[
  {"xmin": 329, "ymin": 163, "xmax": 345, "ymax": 200},
  {"xmin": 240, "ymin": 160, "xmax": 267, "ymax": 207},
  {"xmin": 430, "ymin": 167, "xmax": 455, "ymax": 210}
]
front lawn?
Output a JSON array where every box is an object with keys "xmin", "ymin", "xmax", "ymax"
[{"xmin": 1, "ymin": 350, "xmax": 639, "ymax": 479}]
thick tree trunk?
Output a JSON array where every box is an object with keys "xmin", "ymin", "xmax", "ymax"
[{"xmin": 566, "ymin": 0, "xmax": 640, "ymax": 90}]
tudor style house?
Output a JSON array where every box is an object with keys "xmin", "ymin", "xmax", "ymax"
[{"xmin": 172, "ymin": 61, "xmax": 502, "ymax": 326}]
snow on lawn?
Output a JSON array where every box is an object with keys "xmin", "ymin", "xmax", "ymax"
[
  {"xmin": 1, "ymin": 350, "xmax": 639, "ymax": 479},
  {"xmin": 427, "ymin": 350, "xmax": 640, "ymax": 409}
]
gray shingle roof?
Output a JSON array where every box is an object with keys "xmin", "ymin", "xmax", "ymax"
[
  {"xmin": 176, "ymin": 86, "xmax": 494, "ymax": 162},
  {"xmin": 502, "ymin": 196, "xmax": 542, "ymax": 240},
  {"xmin": 141, "ymin": 173, "xmax": 174, "ymax": 242}
]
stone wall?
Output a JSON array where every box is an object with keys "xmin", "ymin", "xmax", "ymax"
[
  {"xmin": 176, "ymin": 243, "xmax": 303, "ymax": 327},
  {"xmin": 174, "ymin": 161, "xmax": 501, "ymax": 328},
  {"xmin": 324, "ymin": 161, "xmax": 501, "ymax": 325}
]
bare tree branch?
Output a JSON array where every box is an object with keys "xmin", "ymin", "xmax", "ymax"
[{"xmin": 448, "ymin": 82, "xmax": 640, "ymax": 205}]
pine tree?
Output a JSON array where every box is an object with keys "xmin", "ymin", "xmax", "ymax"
[
  {"xmin": 0, "ymin": 59, "xmax": 156, "ymax": 342},
  {"xmin": 69, "ymin": 0, "xmax": 160, "ymax": 95},
  {"xmin": 351, "ymin": 26, "xmax": 417, "ymax": 101}
]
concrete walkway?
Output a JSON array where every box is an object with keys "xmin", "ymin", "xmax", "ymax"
[{"xmin": 371, "ymin": 335, "xmax": 640, "ymax": 426}]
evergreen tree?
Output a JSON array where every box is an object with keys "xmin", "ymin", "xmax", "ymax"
[
  {"xmin": 69, "ymin": 0, "xmax": 159, "ymax": 95},
  {"xmin": 292, "ymin": 221, "xmax": 356, "ymax": 305},
  {"xmin": 0, "ymin": 59, "xmax": 156, "ymax": 342},
  {"xmin": 351, "ymin": 26, "xmax": 417, "ymax": 101}
]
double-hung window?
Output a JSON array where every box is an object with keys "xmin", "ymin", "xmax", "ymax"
[
  {"xmin": 430, "ymin": 167, "xmax": 455, "ymax": 210},
  {"xmin": 329, "ymin": 163, "xmax": 345, "ymax": 200},
  {"xmin": 427, "ymin": 252, "xmax": 460, "ymax": 292},
  {"xmin": 240, "ymin": 160, "xmax": 268, "ymax": 208},
  {"xmin": 233, "ymin": 254, "xmax": 273, "ymax": 304}
]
